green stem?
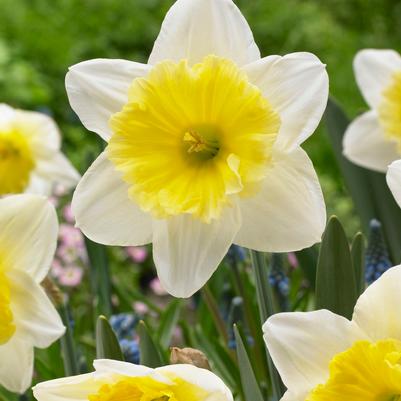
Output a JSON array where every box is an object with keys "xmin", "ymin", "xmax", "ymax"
[
  {"xmin": 201, "ymin": 285, "xmax": 229, "ymax": 344},
  {"xmin": 85, "ymin": 238, "xmax": 112, "ymax": 318},
  {"xmin": 230, "ymin": 261, "xmax": 269, "ymax": 382},
  {"xmin": 250, "ymin": 250, "xmax": 284, "ymax": 401},
  {"xmin": 58, "ymin": 300, "xmax": 80, "ymax": 376}
]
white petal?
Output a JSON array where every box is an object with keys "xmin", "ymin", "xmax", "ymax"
[
  {"xmin": 28, "ymin": 152, "xmax": 81, "ymax": 194},
  {"xmin": 152, "ymin": 205, "xmax": 241, "ymax": 298},
  {"xmin": 66, "ymin": 59, "xmax": 150, "ymax": 141},
  {"xmin": 15, "ymin": 109, "xmax": 61, "ymax": 151},
  {"xmin": 33, "ymin": 373, "xmax": 99, "ymax": 401},
  {"xmin": 343, "ymin": 110, "xmax": 399, "ymax": 172},
  {"xmin": 148, "ymin": 0, "xmax": 260, "ymax": 66},
  {"xmin": 72, "ymin": 152, "xmax": 153, "ymax": 246},
  {"xmin": 352, "ymin": 264, "xmax": 401, "ymax": 341},
  {"xmin": 234, "ymin": 147, "xmax": 326, "ymax": 252},
  {"xmin": 93, "ymin": 359, "xmax": 153, "ymax": 378},
  {"xmin": 354, "ymin": 49, "xmax": 401, "ymax": 109},
  {"xmin": 9, "ymin": 269, "xmax": 65, "ymax": 348},
  {"xmin": 0, "ymin": 103, "xmax": 16, "ymax": 127},
  {"xmin": 387, "ymin": 160, "xmax": 401, "ymax": 208},
  {"xmin": 263, "ymin": 310, "xmax": 363, "ymax": 395},
  {"xmin": 0, "ymin": 337, "xmax": 34, "ymax": 394},
  {"xmin": 280, "ymin": 391, "xmax": 307, "ymax": 401},
  {"xmin": 156, "ymin": 364, "xmax": 233, "ymax": 401},
  {"xmin": 243, "ymin": 52, "xmax": 328, "ymax": 149},
  {"xmin": 0, "ymin": 194, "xmax": 58, "ymax": 282}
]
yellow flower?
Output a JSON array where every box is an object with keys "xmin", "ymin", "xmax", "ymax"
[
  {"xmin": 0, "ymin": 194, "xmax": 65, "ymax": 393},
  {"xmin": 343, "ymin": 49, "xmax": 401, "ymax": 172},
  {"xmin": 33, "ymin": 360, "xmax": 233, "ymax": 401},
  {"xmin": 0, "ymin": 104, "xmax": 80, "ymax": 196},
  {"xmin": 68, "ymin": 0, "xmax": 328, "ymax": 297},
  {"xmin": 263, "ymin": 265, "xmax": 401, "ymax": 401}
]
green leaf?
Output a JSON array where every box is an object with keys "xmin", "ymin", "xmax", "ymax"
[
  {"xmin": 156, "ymin": 299, "xmax": 182, "ymax": 349},
  {"xmin": 324, "ymin": 98, "xmax": 401, "ymax": 263},
  {"xmin": 351, "ymin": 232, "xmax": 366, "ymax": 296},
  {"xmin": 138, "ymin": 320, "xmax": 164, "ymax": 368},
  {"xmin": 233, "ymin": 325, "xmax": 264, "ymax": 401},
  {"xmin": 316, "ymin": 216, "xmax": 358, "ymax": 319},
  {"xmin": 96, "ymin": 315, "xmax": 124, "ymax": 361},
  {"xmin": 295, "ymin": 245, "xmax": 319, "ymax": 288}
]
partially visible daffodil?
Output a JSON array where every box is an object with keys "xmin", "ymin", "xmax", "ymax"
[
  {"xmin": 33, "ymin": 359, "xmax": 232, "ymax": 401},
  {"xmin": 343, "ymin": 49, "xmax": 401, "ymax": 172},
  {"xmin": 387, "ymin": 159, "xmax": 401, "ymax": 208},
  {"xmin": 0, "ymin": 194, "xmax": 65, "ymax": 393},
  {"xmin": 263, "ymin": 265, "xmax": 401, "ymax": 401},
  {"xmin": 0, "ymin": 104, "xmax": 80, "ymax": 196},
  {"xmin": 68, "ymin": 0, "xmax": 328, "ymax": 297}
]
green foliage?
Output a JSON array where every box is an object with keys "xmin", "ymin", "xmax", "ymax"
[
  {"xmin": 138, "ymin": 321, "xmax": 164, "ymax": 368},
  {"xmin": 234, "ymin": 325, "xmax": 264, "ymax": 401},
  {"xmin": 316, "ymin": 216, "xmax": 358, "ymax": 319},
  {"xmin": 96, "ymin": 316, "xmax": 124, "ymax": 360}
]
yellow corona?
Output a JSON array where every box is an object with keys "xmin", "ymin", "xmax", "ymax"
[
  {"xmin": 0, "ymin": 128, "xmax": 35, "ymax": 195},
  {"xmin": 378, "ymin": 71, "xmax": 401, "ymax": 152},
  {"xmin": 88, "ymin": 375, "xmax": 207, "ymax": 401},
  {"xmin": 108, "ymin": 55, "xmax": 280, "ymax": 223},
  {"xmin": 308, "ymin": 340, "xmax": 401, "ymax": 401},
  {"xmin": 0, "ymin": 269, "xmax": 15, "ymax": 345}
]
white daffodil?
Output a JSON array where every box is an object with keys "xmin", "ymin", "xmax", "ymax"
[
  {"xmin": 387, "ymin": 159, "xmax": 401, "ymax": 208},
  {"xmin": 343, "ymin": 49, "xmax": 401, "ymax": 172},
  {"xmin": 33, "ymin": 359, "xmax": 233, "ymax": 401},
  {"xmin": 0, "ymin": 194, "xmax": 65, "ymax": 394},
  {"xmin": 0, "ymin": 104, "xmax": 80, "ymax": 196},
  {"xmin": 263, "ymin": 265, "xmax": 401, "ymax": 401},
  {"xmin": 68, "ymin": 0, "xmax": 328, "ymax": 297}
]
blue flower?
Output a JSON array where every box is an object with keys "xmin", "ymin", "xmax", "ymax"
[
  {"xmin": 365, "ymin": 219, "xmax": 392, "ymax": 285},
  {"xmin": 119, "ymin": 339, "xmax": 140, "ymax": 364}
]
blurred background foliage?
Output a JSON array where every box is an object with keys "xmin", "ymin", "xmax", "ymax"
[
  {"xmin": 1, "ymin": 0, "xmax": 401, "ymax": 235},
  {"xmin": 1, "ymin": 1, "xmax": 401, "ymax": 399}
]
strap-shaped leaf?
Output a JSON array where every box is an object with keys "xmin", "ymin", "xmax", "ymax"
[
  {"xmin": 138, "ymin": 321, "xmax": 164, "ymax": 368},
  {"xmin": 316, "ymin": 216, "xmax": 358, "ymax": 319},
  {"xmin": 96, "ymin": 315, "xmax": 124, "ymax": 361},
  {"xmin": 234, "ymin": 325, "xmax": 264, "ymax": 401}
]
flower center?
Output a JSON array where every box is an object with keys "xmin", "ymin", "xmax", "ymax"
[
  {"xmin": 0, "ymin": 269, "xmax": 15, "ymax": 345},
  {"xmin": 307, "ymin": 339, "xmax": 401, "ymax": 401},
  {"xmin": 378, "ymin": 71, "xmax": 401, "ymax": 153},
  {"xmin": 88, "ymin": 375, "xmax": 207, "ymax": 401},
  {"xmin": 108, "ymin": 55, "xmax": 280, "ymax": 222},
  {"xmin": 183, "ymin": 126, "xmax": 220, "ymax": 160},
  {"xmin": 0, "ymin": 129, "xmax": 35, "ymax": 195}
]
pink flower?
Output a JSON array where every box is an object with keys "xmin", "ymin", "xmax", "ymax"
[
  {"xmin": 51, "ymin": 259, "xmax": 64, "ymax": 278},
  {"xmin": 63, "ymin": 203, "xmax": 75, "ymax": 224},
  {"xmin": 287, "ymin": 252, "xmax": 299, "ymax": 269},
  {"xmin": 133, "ymin": 301, "xmax": 149, "ymax": 315},
  {"xmin": 59, "ymin": 224, "xmax": 84, "ymax": 248},
  {"xmin": 150, "ymin": 277, "xmax": 168, "ymax": 296},
  {"xmin": 126, "ymin": 246, "xmax": 148, "ymax": 263},
  {"xmin": 58, "ymin": 266, "xmax": 83, "ymax": 287}
]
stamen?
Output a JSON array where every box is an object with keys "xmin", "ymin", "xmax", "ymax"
[{"xmin": 183, "ymin": 130, "xmax": 219, "ymax": 157}]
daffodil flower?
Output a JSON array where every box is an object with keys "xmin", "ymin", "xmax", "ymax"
[
  {"xmin": 263, "ymin": 265, "xmax": 401, "ymax": 401},
  {"xmin": 33, "ymin": 359, "xmax": 233, "ymax": 401},
  {"xmin": 0, "ymin": 104, "xmax": 80, "ymax": 196},
  {"xmin": 343, "ymin": 49, "xmax": 401, "ymax": 172},
  {"xmin": 68, "ymin": 0, "xmax": 328, "ymax": 297},
  {"xmin": 387, "ymin": 159, "xmax": 401, "ymax": 208},
  {"xmin": 0, "ymin": 194, "xmax": 65, "ymax": 393}
]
